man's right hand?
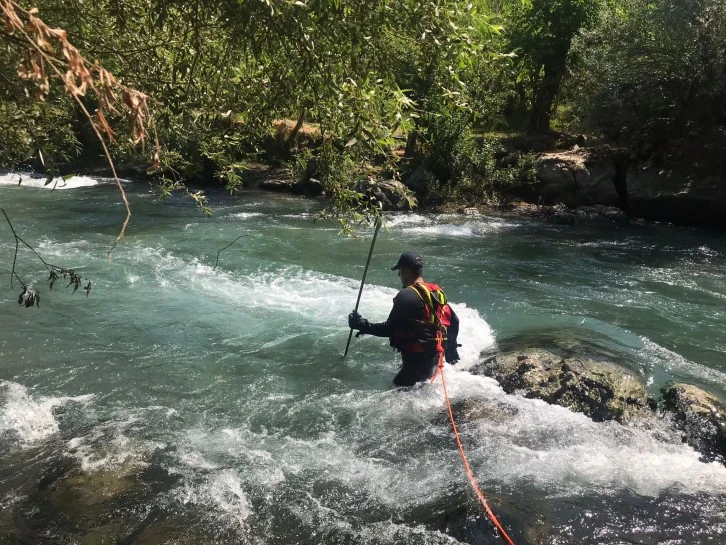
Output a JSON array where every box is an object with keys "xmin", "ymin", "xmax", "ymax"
[{"xmin": 348, "ymin": 311, "xmax": 370, "ymax": 332}]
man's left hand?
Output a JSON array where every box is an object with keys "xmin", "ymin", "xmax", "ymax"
[{"xmin": 445, "ymin": 344, "xmax": 461, "ymax": 364}]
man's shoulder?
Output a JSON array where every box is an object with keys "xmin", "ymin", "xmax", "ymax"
[{"xmin": 394, "ymin": 286, "xmax": 423, "ymax": 303}]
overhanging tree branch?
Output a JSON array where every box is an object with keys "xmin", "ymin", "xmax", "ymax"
[
  {"xmin": 0, "ymin": 0, "xmax": 159, "ymax": 257},
  {"xmin": 2, "ymin": 207, "xmax": 91, "ymax": 308}
]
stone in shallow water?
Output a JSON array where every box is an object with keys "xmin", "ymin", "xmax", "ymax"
[
  {"xmin": 662, "ymin": 383, "xmax": 726, "ymax": 463},
  {"xmin": 446, "ymin": 399, "xmax": 519, "ymax": 425},
  {"xmin": 473, "ymin": 348, "xmax": 654, "ymax": 423},
  {"xmin": 80, "ymin": 523, "xmax": 126, "ymax": 545},
  {"xmin": 49, "ymin": 462, "xmax": 144, "ymax": 514}
]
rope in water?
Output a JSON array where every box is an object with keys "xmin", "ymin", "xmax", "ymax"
[{"xmin": 430, "ymin": 335, "xmax": 517, "ymax": 545}]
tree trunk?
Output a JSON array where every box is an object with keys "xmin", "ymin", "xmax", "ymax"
[
  {"xmin": 404, "ymin": 130, "xmax": 418, "ymax": 158},
  {"xmin": 529, "ymin": 62, "xmax": 565, "ymax": 134},
  {"xmin": 285, "ymin": 109, "xmax": 307, "ymax": 147}
]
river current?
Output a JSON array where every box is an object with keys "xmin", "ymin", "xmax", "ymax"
[{"xmin": 1, "ymin": 173, "xmax": 725, "ymax": 544}]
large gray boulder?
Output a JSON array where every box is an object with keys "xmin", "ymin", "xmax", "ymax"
[
  {"xmin": 662, "ymin": 383, "xmax": 726, "ymax": 463},
  {"xmin": 626, "ymin": 167, "xmax": 726, "ymax": 227},
  {"xmin": 536, "ymin": 159, "xmax": 579, "ymax": 207},
  {"xmin": 579, "ymin": 164, "xmax": 621, "ymax": 206},
  {"xmin": 473, "ymin": 348, "xmax": 654, "ymax": 423},
  {"xmin": 535, "ymin": 150, "xmax": 619, "ymax": 207}
]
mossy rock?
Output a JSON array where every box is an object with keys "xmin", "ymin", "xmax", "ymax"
[
  {"xmin": 474, "ymin": 348, "xmax": 654, "ymax": 423},
  {"xmin": 662, "ymin": 383, "xmax": 726, "ymax": 463},
  {"xmin": 47, "ymin": 461, "xmax": 147, "ymax": 523}
]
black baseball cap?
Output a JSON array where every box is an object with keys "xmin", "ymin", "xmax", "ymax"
[{"xmin": 391, "ymin": 251, "xmax": 423, "ymax": 271}]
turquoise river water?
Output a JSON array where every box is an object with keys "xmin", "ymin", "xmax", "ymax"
[{"xmin": 1, "ymin": 173, "xmax": 725, "ymax": 544}]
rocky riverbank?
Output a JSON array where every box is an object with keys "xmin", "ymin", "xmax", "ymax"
[
  {"xmin": 495, "ymin": 142, "xmax": 726, "ymax": 229},
  {"xmin": 239, "ymin": 143, "xmax": 726, "ymax": 230},
  {"xmin": 34, "ymin": 132, "xmax": 726, "ymax": 231}
]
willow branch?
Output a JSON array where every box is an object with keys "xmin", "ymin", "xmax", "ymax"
[
  {"xmin": 2, "ymin": 0, "xmax": 158, "ymax": 259},
  {"xmin": 69, "ymin": 94, "xmax": 131, "ymax": 259},
  {"xmin": 213, "ymin": 235, "xmax": 249, "ymax": 270},
  {"xmin": 2, "ymin": 207, "xmax": 91, "ymax": 301}
]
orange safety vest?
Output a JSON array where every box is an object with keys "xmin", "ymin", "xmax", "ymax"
[{"xmin": 391, "ymin": 282, "xmax": 451, "ymax": 353}]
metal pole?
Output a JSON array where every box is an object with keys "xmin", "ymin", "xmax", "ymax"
[{"xmin": 344, "ymin": 216, "xmax": 382, "ymax": 357}]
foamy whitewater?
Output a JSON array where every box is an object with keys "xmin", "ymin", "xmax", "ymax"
[
  {"xmin": 1, "ymin": 182, "xmax": 725, "ymax": 544},
  {"xmin": 0, "ymin": 171, "xmax": 103, "ymax": 189},
  {"xmin": 0, "ymin": 381, "xmax": 93, "ymax": 446}
]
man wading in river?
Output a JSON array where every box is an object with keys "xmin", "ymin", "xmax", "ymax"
[{"xmin": 348, "ymin": 252, "xmax": 461, "ymax": 386}]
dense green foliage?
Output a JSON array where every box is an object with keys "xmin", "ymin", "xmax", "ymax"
[
  {"xmin": 504, "ymin": 0, "xmax": 603, "ymax": 133},
  {"xmin": 565, "ymin": 0, "xmax": 726, "ymax": 162},
  {"xmin": 1, "ymin": 0, "xmax": 724, "ymax": 213}
]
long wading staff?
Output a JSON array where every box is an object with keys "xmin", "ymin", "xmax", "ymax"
[{"xmin": 343, "ymin": 215, "xmax": 383, "ymax": 357}]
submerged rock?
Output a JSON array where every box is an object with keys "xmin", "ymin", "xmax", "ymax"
[
  {"xmin": 10, "ymin": 457, "xmax": 185, "ymax": 545},
  {"xmin": 49, "ymin": 462, "xmax": 144, "ymax": 514},
  {"xmin": 133, "ymin": 519, "xmax": 215, "ymax": 545},
  {"xmin": 473, "ymin": 348, "xmax": 654, "ymax": 423},
  {"xmin": 574, "ymin": 205, "xmax": 629, "ymax": 224},
  {"xmin": 79, "ymin": 523, "xmax": 128, "ymax": 545},
  {"xmin": 435, "ymin": 399, "xmax": 519, "ymax": 427},
  {"xmin": 662, "ymin": 383, "xmax": 726, "ymax": 463}
]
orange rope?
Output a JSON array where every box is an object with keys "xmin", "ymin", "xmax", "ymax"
[{"xmin": 430, "ymin": 336, "xmax": 517, "ymax": 545}]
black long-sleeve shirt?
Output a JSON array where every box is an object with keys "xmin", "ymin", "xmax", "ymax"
[{"xmin": 365, "ymin": 285, "xmax": 460, "ymax": 351}]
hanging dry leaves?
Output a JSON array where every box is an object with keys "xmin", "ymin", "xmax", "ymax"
[
  {"xmin": 0, "ymin": 0, "xmax": 160, "ymax": 252},
  {"xmin": 2, "ymin": 0, "xmax": 152, "ymax": 144}
]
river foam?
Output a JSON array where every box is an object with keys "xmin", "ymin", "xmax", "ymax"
[
  {"xmin": 122, "ymin": 245, "xmax": 726, "ymax": 506},
  {"xmin": 0, "ymin": 380, "xmax": 93, "ymax": 447},
  {"xmin": 441, "ymin": 371, "xmax": 726, "ymax": 498},
  {"xmin": 2, "ymin": 186, "xmax": 725, "ymax": 543},
  {"xmin": 164, "ymin": 367, "xmax": 726, "ymax": 539},
  {"xmin": 385, "ymin": 212, "xmax": 519, "ymax": 238},
  {"xmin": 0, "ymin": 171, "xmax": 101, "ymax": 189},
  {"xmin": 122, "ymin": 244, "xmax": 495, "ymax": 361}
]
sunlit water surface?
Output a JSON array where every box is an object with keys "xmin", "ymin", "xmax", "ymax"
[{"xmin": 1, "ymin": 173, "xmax": 725, "ymax": 544}]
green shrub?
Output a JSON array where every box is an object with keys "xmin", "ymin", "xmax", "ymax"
[
  {"xmin": 417, "ymin": 109, "xmax": 485, "ymax": 186},
  {"xmin": 409, "ymin": 95, "xmax": 540, "ymax": 205},
  {"xmin": 565, "ymin": 0, "xmax": 726, "ymax": 158}
]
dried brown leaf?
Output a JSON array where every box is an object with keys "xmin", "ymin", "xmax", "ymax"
[
  {"xmin": 47, "ymin": 27, "xmax": 66, "ymax": 40},
  {"xmin": 2, "ymin": 5, "xmax": 23, "ymax": 32},
  {"xmin": 94, "ymin": 109, "xmax": 116, "ymax": 142}
]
